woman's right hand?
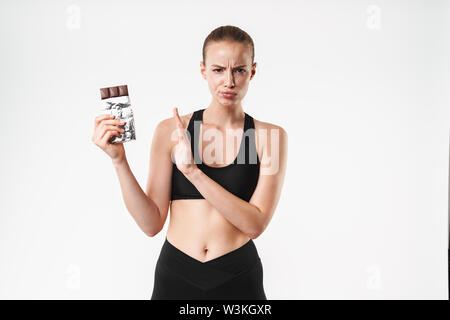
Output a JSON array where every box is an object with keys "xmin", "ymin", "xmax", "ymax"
[{"xmin": 91, "ymin": 114, "xmax": 126, "ymax": 163}]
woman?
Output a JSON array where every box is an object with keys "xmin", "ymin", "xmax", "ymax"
[{"xmin": 92, "ymin": 25, "xmax": 288, "ymax": 300}]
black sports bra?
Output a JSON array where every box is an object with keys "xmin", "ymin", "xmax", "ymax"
[{"xmin": 171, "ymin": 108, "xmax": 260, "ymax": 202}]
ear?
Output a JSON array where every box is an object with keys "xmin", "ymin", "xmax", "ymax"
[
  {"xmin": 250, "ymin": 62, "xmax": 257, "ymax": 80},
  {"xmin": 200, "ymin": 61, "xmax": 207, "ymax": 80}
]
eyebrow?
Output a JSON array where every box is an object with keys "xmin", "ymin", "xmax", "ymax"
[{"xmin": 211, "ymin": 64, "xmax": 247, "ymax": 68}]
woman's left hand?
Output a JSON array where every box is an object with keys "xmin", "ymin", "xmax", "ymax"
[{"xmin": 171, "ymin": 107, "xmax": 198, "ymax": 176}]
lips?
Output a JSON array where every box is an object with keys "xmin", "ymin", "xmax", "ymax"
[{"xmin": 221, "ymin": 92, "xmax": 236, "ymax": 98}]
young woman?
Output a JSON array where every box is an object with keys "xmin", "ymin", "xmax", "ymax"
[{"xmin": 92, "ymin": 25, "xmax": 288, "ymax": 300}]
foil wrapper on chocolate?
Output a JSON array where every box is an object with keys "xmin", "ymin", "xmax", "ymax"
[{"xmin": 99, "ymin": 84, "xmax": 136, "ymax": 144}]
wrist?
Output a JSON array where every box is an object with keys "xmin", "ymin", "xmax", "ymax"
[
  {"xmin": 112, "ymin": 155, "xmax": 127, "ymax": 167},
  {"xmin": 185, "ymin": 166, "xmax": 201, "ymax": 181}
]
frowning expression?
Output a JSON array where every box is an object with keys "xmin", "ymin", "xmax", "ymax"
[{"xmin": 200, "ymin": 40, "xmax": 257, "ymax": 106}]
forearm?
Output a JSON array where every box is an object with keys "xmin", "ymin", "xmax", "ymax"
[
  {"xmin": 185, "ymin": 167, "xmax": 263, "ymax": 238},
  {"xmin": 112, "ymin": 157, "xmax": 161, "ymax": 236}
]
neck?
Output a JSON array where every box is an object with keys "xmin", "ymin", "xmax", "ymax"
[{"xmin": 205, "ymin": 100, "xmax": 244, "ymax": 127}]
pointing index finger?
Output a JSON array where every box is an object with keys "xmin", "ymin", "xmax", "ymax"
[
  {"xmin": 173, "ymin": 107, "xmax": 186, "ymax": 139},
  {"xmin": 173, "ymin": 107, "xmax": 184, "ymax": 129}
]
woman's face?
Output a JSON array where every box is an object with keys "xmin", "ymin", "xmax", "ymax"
[{"xmin": 200, "ymin": 40, "xmax": 256, "ymax": 107}]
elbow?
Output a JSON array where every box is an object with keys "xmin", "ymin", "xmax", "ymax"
[
  {"xmin": 248, "ymin": 224, "xmax": 264, "ymax": 240},
  {"xmin": 249, "ymin": 230, "xmax": 261, "ymax": 240},
  {"xmin": 248, "ymin": 208, "xmax": 267, "ymax": 239},
  {"xmin": 144, "ymin": 229, "xmax": 160, "ymax": 238},
  {"xmin": 144, "ymin": 224, "xmax": 162, "ymax": 237},
  {"xmin": 143, "ymin": 224, "xmax": 162, "ymax": 238},
  {"xmin": 143, "ymin": 205, "xmax": 164, "ymax": 237},
  {"xmin": 145, "ymin": 230, "xmax": 157, "ymax": 237},
  {"xmin": 249, "ymin": 232, "xmax": 260, "ymax": 240}
]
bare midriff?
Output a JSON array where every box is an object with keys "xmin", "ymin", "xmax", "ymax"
[
  {"xmin": 166, "ymin": 112, "xmax": 259, "ymax": 263},
  {"xmin": 167, "ymin": 199, "xmax": 251, "ymax": 263}
]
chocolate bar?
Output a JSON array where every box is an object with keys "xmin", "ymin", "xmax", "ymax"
[{"xmin": 99, "ymin": 84, "xmax": 136, "ymax": 144}]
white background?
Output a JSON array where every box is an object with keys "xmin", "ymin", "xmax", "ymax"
[{"xmin": 0, "ymin": 0, "xmax": 448, "ymax": 299}]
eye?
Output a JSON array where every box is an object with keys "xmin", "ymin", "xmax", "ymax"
[{"xmin": 212, "ymin": 68, "xmax": 246, "ymax": 73}]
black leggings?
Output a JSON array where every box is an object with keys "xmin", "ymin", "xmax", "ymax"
[{"xmin": 151, "ymin": 237, "xmax": 267, "ymax": 300}]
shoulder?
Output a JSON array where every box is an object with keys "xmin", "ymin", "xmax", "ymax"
[
  {"xmin": 253, "ymin": 118, "xmax": 288, "ymax": 139},
  {"xmin": 152, "ymin": 110, "xmax": 195, "ymax": 149},
  {"xmin": 252, "ymin": 117, "xmax": 288, "ymax": 173},
  {"xmin": 155, "ymin": 110, "xmax": 195, "ymax": 133}
]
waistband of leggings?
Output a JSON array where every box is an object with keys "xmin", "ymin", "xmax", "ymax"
[{"xmin": 161, "ymin": 237, "xmax": 260, "ymax": 269}]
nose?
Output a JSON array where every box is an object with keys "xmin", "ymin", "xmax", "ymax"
[{"xmin": 225, "ymin": 68, "xmax": 235, "ymax": 88}]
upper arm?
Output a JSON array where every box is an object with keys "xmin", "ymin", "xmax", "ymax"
[
  {"xmin": 249, "ymin": 124, "xmax": 288, "ymax": 235},
  {"xmin": 144, "ymin": 118, "xmax": 175, "ymax": 230}
]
